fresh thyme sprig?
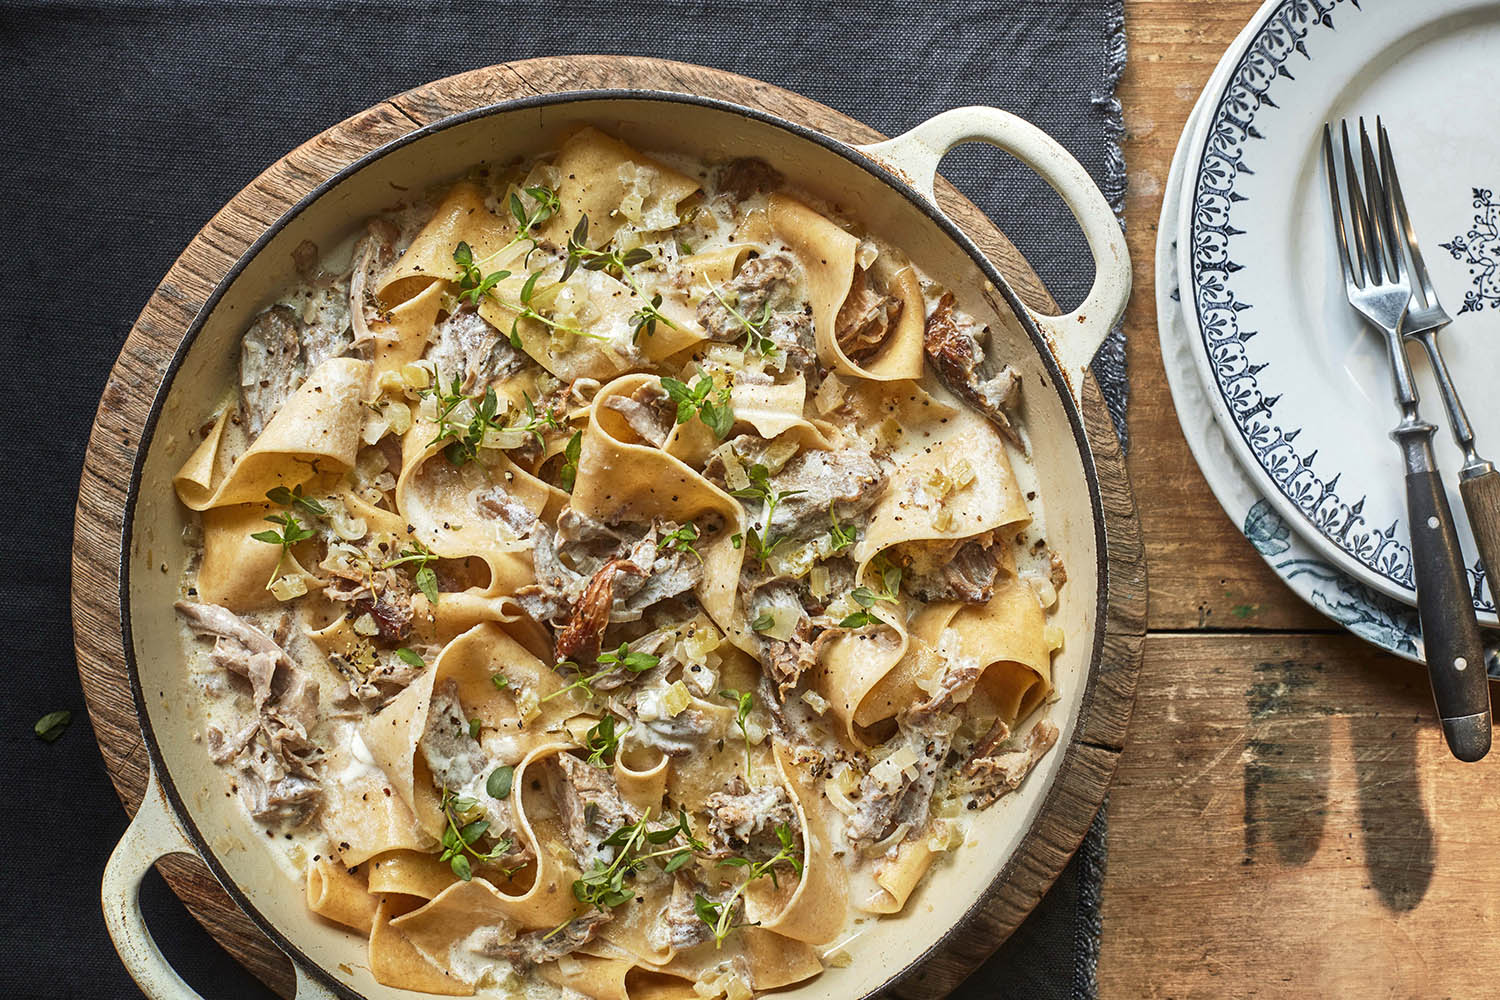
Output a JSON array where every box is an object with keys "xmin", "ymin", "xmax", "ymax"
[
  {"xmin": 661, "ymin": 374, "xmax": 734, "ymax": 439},
  {"xmin": 266, "ymin": 484, "xmax": 326, "ymax": 517},
  {"xmin": 706, "ymin": 281, "xmax": 778, "ymax": 355},
  {"xmin": 828, "ymin": 502, "xmax": 858, "ymax": 553},
  {"xmin": 569, "ymin": 808, "xmax": 707, "ymax": 915},
  {"xmin": 557, "ymin": 430, "xmax": 583, "ymax": 493},
  {"xmin": 506, "ymin": 269, "xmax": 608, "ymax": 350},
  {"xmin": 693, "ymin": 823, "xmax": 803, "ymax": 948},
  {"xmin": 454, "ymin": 183, "xmax": 562, "ymax": 299},
  {"xmin": 438, "ymin": 786, "xmax": 515, "ymax": 882},
  {"xmin": 657, "ymin": 521, "xmax": 702, "ymax": 562},
  {"xmin": 383, "ymin": 539, "xmax": 440, "ymax": 606},
  {"xmin": 251, "ymin": 511, "xmax": 316, "ymax": 589},
  {"xmin": 729, "ymin": 464, "xmax": 807, "ymax": 569},
  {"xmin": 583, "ymin": 713, "xmax": 626, "ymax": 768},
  {"xmin": 539, "ymin": 643, "xmax": 661, "ymax": 704},
  {"xmin": 419, "ymin": 373, "xmax": 561, "ymax": 466},
  {"xmin": 562, "ymin": 215, "xmax": 678, "ymax": 344},
  {"xmin": 839, "ymin": 556, "xmax": 902, "ymax": 628},
  {"xmin": 719, "ymin": 688, "xmax": 755, "ymax": 783}
]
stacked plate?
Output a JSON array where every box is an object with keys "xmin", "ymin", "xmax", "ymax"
[{"xmin": 1158, "ymin": 0, "xmax": 1500, "ymax": 664}]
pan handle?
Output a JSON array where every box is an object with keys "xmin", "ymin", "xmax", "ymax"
[
  {"xmin": 102, "ymin": 768, "xmax": 338, "ymax": 1000},
  {"xmin": 854, "ymin": 107, "xmax": 1130, "ymax": 407}
]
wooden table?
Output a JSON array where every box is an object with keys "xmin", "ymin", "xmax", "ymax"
[{"xmin": 1102, "ymin": 3, "xmax": 1500, "ymax": 995}]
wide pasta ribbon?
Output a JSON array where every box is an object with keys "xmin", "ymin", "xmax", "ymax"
[
  {"xmin": 769, "ymin": 193, "xmax": 924, "ymax": 381},
  {"xmin": 174, "ymin": 356, "xmax": 370, "ymax": 510}
]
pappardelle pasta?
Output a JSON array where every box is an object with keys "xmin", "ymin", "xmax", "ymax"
[{"xmin": 173, "ymin": 127, "xmax": 1065, "ymax": 998}]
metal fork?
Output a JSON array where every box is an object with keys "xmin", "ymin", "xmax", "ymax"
[
  {"xmin": 1322, "ymin": 118, "xmax": 1490, "ymax": 761},
  {"xmin": 1376, "ymin": 119, "xmax": 1500, "ymax": 597}
]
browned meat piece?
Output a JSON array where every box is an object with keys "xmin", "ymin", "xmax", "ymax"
[
  {"xmin": 704, "ymin": 778, "xmax": 798, "ymax": 859},
  {"xmin": 424, "ymin": 305, "xmax": 526, "ymax": 393},
  {"xmin": 239, "ymin": 305, "xmax": 304, "ymax": 438},
  {"xmin": 761, "ymin": 448, "xmax": 887, "ymax": 542},
  {"xmin": 1049, "ymin": 549, "xmax": 1068, "ymax": 589},
  {"xmin": 479, "ymin": 911, "xmax": 612, "ymax": 972},
  {"xmin": 836, "ymin": 267, "xmax": 904, "ymax": 362},
  {"xmin": 654, "ymin": 875, "xmax": 730, "ymax": 952},
  {"xmin": 748, "ymin": 582, "xmax": 820, "ymax": 698},
  {"xmin": 602, "ymin": 380, "xmax": 675, "ymax": 447},
  {"xmin": 517, "ymin": 513, "xmax": 702, "ymax": 637},
  {"xmin": 716, "ymin": 157, "xmax": 784, "ymax": 201},
  {"xmin": 554, "ymin": 555, "xmax": 641, "ymax": 664},
  {"xmin": 904, "ymin": 538, "xmax": 1000, "ymax": 605},
  {"xmin": 548, "ymin": 753, "xmax": 639, "ymax": 870},
  {"xmin": 351, "ymin": 569, "xmax": 413, "ymax": 646},
  {"xmin": 846, "ymin": 661, "xmax": 982, "ymax": 849},
  {"xmin": 960, "ymin": 719, "xmax": 1059, "ymax": 808},
  {"xmin": 924, "ymin": 293, "xmax": 1022, "ymax": 446}
]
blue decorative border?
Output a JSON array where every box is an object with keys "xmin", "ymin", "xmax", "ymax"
[{"xmin": 1187, "ymin": 0, "xmax": 1496, "ymax": 614}]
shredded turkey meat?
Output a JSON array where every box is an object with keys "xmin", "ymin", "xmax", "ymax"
[
  {"xmin": 715, "ymin": 157, "xmax": 784, "ymax": 201},
  {"xmin": 846, "ymin": 661, "xmax": 983, "ymax": 849},
  {"xmin": 177, "ymin": 601, "xmax": 323, "ymax": 824},
  {"xmin": 836, "ymin": 265, "xmax": 904, "ymax": 362},
  {"xmin": 924, "ymin": 292, "xmax": 1022, "ymax": 446},
  {"xmin": 761, "ymin": 448, "xmax": 888, "ymax": 541},
  {"xmin": 697, "ymin": 253, "xmax": 817, "ymax": 376},
  {"xmin": 425, "ymin": 305, "xmax": 526, "ymax": 394},
  {"xmin": 959, "ymin": 719, "xmax": 1060, "ymax": 808},
  {"xmin": 704, "ymin": 777, "xmax": 798, "ymax": 859},
  {"xmin": 549, "ymin": 752, "xmax": 639, "ymax": 870},
  {"xmin": 477, "ymin": 912, "xmax": 612, "ymax": 972},
  {"xmin": 602, "ymin": 379, "xmax": 675, "ymax": 447},
  {"xmin": 904, "ymin": 537, "xmax": 1001, "ymax": 605}
]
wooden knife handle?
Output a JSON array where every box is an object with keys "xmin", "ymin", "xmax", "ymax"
[
  {"xmin": 1407, "ymin": 466, "xmax": 1492, "ymax": 761},
  {"xmin": 1460, "ymin": 467, "xmax": 1500, "ymax": 604}
]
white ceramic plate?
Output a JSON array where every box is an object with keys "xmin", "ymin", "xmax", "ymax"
[
  {"xmin": 1177, "ymin": 0, "xmax": 1500, "ymax": 623},
  {"xmin": 1159, "ymin": 43, "xmax": 1426, "ymax": 663}
]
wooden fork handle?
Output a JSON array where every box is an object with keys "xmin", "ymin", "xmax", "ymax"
[
  {"xmin": 1460, "ymin": 467, "xmax": 1500, "ymax": 604},
  {"xmin": 1402, "ymin": 448, "xmax": 1492, "ymax": 761}
]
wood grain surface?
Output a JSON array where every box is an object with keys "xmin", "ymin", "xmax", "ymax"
[
  {"xmin": 71, "ymin": 56, "xmax": 1144, "ymax": 998},
  {"xmin": 1104, "ymin": 2, "xmax": 1500, "ymax": 997}
]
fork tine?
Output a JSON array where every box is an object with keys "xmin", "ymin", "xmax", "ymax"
[
  {"xmin": 1378, "ymin": 117, "xmax": 1435, "ymax": 310},
  {"xmin": 1322, "ymin": 124, "xmax": 1358, "ymax": 289},
  {"xmin": 1341, "ymin": 120, "xmax": 1375, "ymax": 286},
  {"xmin": 1360, "ymin": 117, "xmax": 1406, "ymax": 285}
]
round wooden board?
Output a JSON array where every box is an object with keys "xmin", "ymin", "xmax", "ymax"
[{"xmin": 72, "ymin": 56, "xmax": 1145, "ymax": 999}]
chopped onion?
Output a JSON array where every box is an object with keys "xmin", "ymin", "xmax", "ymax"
[
  {"xmin": 681, "ymin": 621, "xmax": 722, "ymax": 665},
  {"xmin": 950, "ymin": 458, "xmax": 975, "ymax": 489},
  {"xmin": 352, "ymin": 613, "xmax": 380, "ymax": 637},
  {"xmin": 329, "ymin": 507, "xmax": 367, "ymax": 543},
  {"xmin": 744, "ymin": 717, "xmax": 767, "ymax": 746},
  {"xmin": 856, "ymin": 239, "xmax": 880, "ymax": 270},
  {"xmin": 800, "ymin": 689, "xmax": 830, "ymax": 715},
  {"xmin": 384, "ymin": 400, "xmax": 412, "ymax": 436},
  {"xmin": 757, "ymin": 602, "xmax": 800, "ymax": 641},
  {"xmin": 481, "ymin": 427, "xmax": 528, "ymax": 451},
  {"xmin": 808, "ymin": 565, "xmax": 832, "ymax": 599},
  {"xmin": 814, "ymin": 373, "xmax": 846, "ymax": 414},
  {"xmin": 662, "ymin": 680, "xmax": 692, "ymax": 718},
  {"xmin": 826, "ymin": 950, "xmax": 853, "ymax": 970},
  {"xmin": 400, "ymin": 363, "xmax": 431, "ymax": 392},
  {"xmin": 1044, "ymin": 622, "xmax": 1065, "ymax": 652},
  {"xmin": 1023, "ymin": 571, "xmax": 1058, "ymax": 610},
  {"xmin": 270, "ymin": 575, "xmax": 307, "ymax": 602},
  {"xmin": 932, "ymin": 508, "xmax": 955, "ymax": 532},
  {"xmin": 376, "ymin": 370, "xmax": 404, "ymax": 394},
  {"xmin": 360, "ymin": 411, "xmax": 390, "ymax": 446}
]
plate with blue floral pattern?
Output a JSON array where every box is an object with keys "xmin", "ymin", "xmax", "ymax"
[
  {"xmin": 1176, "ymin": 0, "xmax": 1500, "ymax": 625},
  {"xmin": 1159, "ymin": 44, "xmax": 1431, "ymax": 664}
]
